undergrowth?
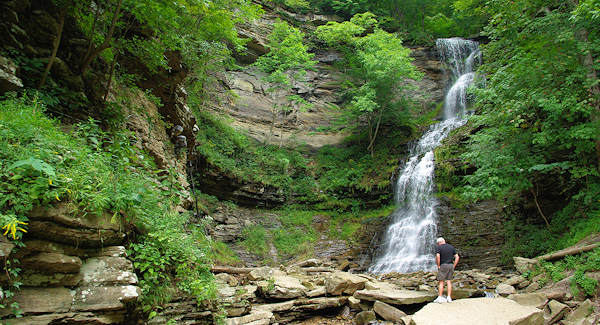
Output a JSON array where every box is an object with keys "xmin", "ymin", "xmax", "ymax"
[
  {"xmin": 237, "ymin": 205, "xmax": 395, "ymax": 262},
  {"xmin": 193, "ymin": 108, "xmax": 412, "ymax": 208},
  {"xmin": 529, "ymin": 248, "xmax": 600, "ymax": 297},
  {"xmin": 0, "ymin": 95, "xmax": 216, "ymax": 316}
]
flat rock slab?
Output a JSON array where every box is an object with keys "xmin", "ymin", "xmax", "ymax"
[
  {"xmin": 354, "ymin": 289, "xmax": 437, "ymax": 305},
  {"xmin": 411, "ymin": 298, "xmax": 543, "ymax": 325}
]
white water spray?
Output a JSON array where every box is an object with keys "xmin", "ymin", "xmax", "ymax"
[{"xmin": 369, "ymin": 38, "xmax": 480, "ymax": 274}]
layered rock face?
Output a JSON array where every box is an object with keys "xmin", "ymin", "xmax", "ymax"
[
  {"xmin": 0, "ymin": 204, "xmax": 140, "ymax": 324},
  {"xmin": 197, "ymin": 13, "xmax": 447, "ymax": 208},
  {"xmin": 432, "ymin": 123, "xmax": 508, "ymax": 269},
  {"xmin": 436, "ymin": 199, "xmax": 507, "ymax": 269},
  {"xmin": 208, "ymin": 6, "xmax": 447, "ymax": 151}
]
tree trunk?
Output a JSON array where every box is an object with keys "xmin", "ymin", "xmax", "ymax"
[
  {"xmin": 39, "ymin": 7, "xmax": 66, "ymax": 88},
  {"xmin": 267, "ymin": 106, "xmax": 276, "ymax": 144},
  {"xmin": 210, "ymin": 266, "xmax": 254, "ymax": 274},
  {"xmin": 529, "ymin": 184, "xmax": 550, "ymax": 230},
  {"xmin": 103, "ymin": 54, "xmax": 118, "ymax": 102},
  {"xmin": 83, "ymin": 4, "xmax": 102, "ymax": 67},
  {"xmin": 367, "ymin": 108, "xmax": 385, "ymax": 157},
  {"xmin": 537, "ymin": 243, "xmax": 600, "ymax": 261},
  {"xmin": 80, "ymin": 0, "xmax": 123, "ymax": 74}
]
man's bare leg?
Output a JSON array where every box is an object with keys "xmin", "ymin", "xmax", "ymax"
[
  {"xmin": 446, "ymin": 280, "xmax": 452, "ymax": 299},
  {"xmin": 438, "ymin": 281, "xmax": 444, "ymax": 297}
]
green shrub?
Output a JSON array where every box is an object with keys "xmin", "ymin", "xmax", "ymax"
[
  {"xmin": 272, "ymin": 227, "xmax": 316, "ymax": 257},
  {"xmin": 241, "ymin": 225, "xmax": 268, "ymax": 257},
  {"xmin": 538, "ymin": 248, "xmax": 600, "ymax": 297}
]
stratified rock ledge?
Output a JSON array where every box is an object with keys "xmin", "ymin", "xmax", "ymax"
[{"xmin": 411, "ymin": 297, "xmax": 543, "ymax": 325}]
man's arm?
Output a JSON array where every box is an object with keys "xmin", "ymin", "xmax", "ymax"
[
  {"xmin": 453, "ymin": 254, "xmax": 460, "ymax": 268},
  {"xmin": 436, "ymin": 253, "xmax": 441, "ymax": 268}
]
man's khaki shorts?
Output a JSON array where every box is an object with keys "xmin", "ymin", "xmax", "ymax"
[{"xmin": 437, "ymin": 264, "xmax": 454, "ymax": 281}]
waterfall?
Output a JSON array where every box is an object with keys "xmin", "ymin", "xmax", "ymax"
[{"xmin": 369, "ymin": 38, "xmax": 480, "ymax": 274}]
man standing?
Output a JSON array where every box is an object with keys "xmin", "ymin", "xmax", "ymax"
[{"xmin": 433, "ymin": 237, "xmax": 459, "ymax": 303}]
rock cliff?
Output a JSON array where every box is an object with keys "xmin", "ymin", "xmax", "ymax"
[
  {"xmin": 0, "ymin": 204, "xmax": 139, "ymax": 324},
  {"xmin": 0, "ymin": 1, "xmax": 197, "ymax": 323}
]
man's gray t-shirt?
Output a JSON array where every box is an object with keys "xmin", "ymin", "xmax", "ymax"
[{"xmin": 435, "ymin": 243, "xmax": 456, "ymax": 264}]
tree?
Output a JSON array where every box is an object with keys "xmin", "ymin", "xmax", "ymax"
[
  {"xmin": 253, "ymin": 19, "xmax": 316, "ymax": 145},
  {"xmin": 459, "ymin": 0, "xmax": 600, "ymax": 232},
  {"xmin": 316, "ymin": 13, "xmax": 422, "ymax": 155},
  {"xmin": 71, "ymin": 0, "xmax": 261, "ymax": 75}
]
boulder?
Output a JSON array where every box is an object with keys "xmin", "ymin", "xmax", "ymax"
[
  {"xmin": 563, "ymin": 299, "xmax": 593, "ymax": 325},
  {"xmin": 295, "ymin": 259, "xmax": 320, "ymax": 267},
  {"xmin": 215, "ymin": 273, "xmax": 239, "ymax": 286},
  {"xmin": 348, "ymin": 296, "xmax": 362, "ymax": 310},
  {"xmin": 524, "ymin": 281, "xmax": 540, "ymax": 293},
  {"xmin": 365, "ymin": 280, "xmax": 396, "ymax": 291},
  {"xmin": 373, "ymin": 300, "xmax": 407, "ymax": 323},
  {"xmin": 258, "ymin": 275, "xmax": 306, "ymax": 299},
  {"xmin": 354, "ymin": 289, "xmax": 437, "ymax": 305},
  {"xmin": 238, "ymin": 285, "xmax": 258, "ymax": 301},
  {"xmin": 355, "ymin": 310, "xmax": 377, "ymax": 325},
  {"xmin": 496, "ymin": 284, "xmax": 516, "ymax": 296},
  {"xmin": 306, "ymin": 286, "xmax": 326, "ymax": 297},
  {"xmin": 411, "ymin": 298, "xmax": 543, "ymax": 325},
  {"xmin": 294, "ymin": 297, "xmax": 347, "ymax": 311},
  {"xmin": 510, "ymin": 310, "xmax": 545, "ymax": 325},
  {"xmin": 544, "ymin": 300, "xmax": 570, "ymax": 325},
  {"xmin": 225, "ymin": 310, "xmax": 273, "ymax": 325},
  {"xmin": 539, "ymin": 276, "xmax": 572, "ymax": 301},
  {"xmin": 248, "ymin": 266, "xmax": 286, "ymax": 281},
  {"xmin": 325, "ymin": 271, "xmax": 368, "ymax": 295},
  {"xmin": 504, "ymin": 275, "xmax": 527, "ymax": 287},
  {"xmin": 507, "ymin": 293, "xmax": 547, "ymax": 308},
  {"xmin": 513, "ymin": 257, "xmax": 540, "ymax": 274}
]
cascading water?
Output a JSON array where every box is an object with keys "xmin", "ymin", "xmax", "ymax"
[{"xmin": 369, "ymin": 38, "xmax": 480, "ymax": 274}]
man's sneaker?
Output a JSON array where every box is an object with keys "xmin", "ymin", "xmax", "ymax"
[
  {"xmin": 446, "ymin": 297, "xmax": 452, "ymax": 303},
  {"xmin": 433, "ymin": 296, "xmax": 447, "ymax": 303}
]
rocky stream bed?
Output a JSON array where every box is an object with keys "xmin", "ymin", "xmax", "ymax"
[{"xmin": 145, "ymin": 257, "xmax": 599, "ymax": 325}]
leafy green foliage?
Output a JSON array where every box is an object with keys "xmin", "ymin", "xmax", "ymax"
[
  {"xmin": 71, "ymin": 0, "xmax": 262, "ymax": 72},
  {"xmin": 253, "ymin": 19, "xmax": 316, "ymax": 143},
  {"xmin": 441, "ymin": 0, "xmax": 600, "ymax": 257},
  {"xmin": 241, "ymin": 225, "xmax": 269, "ymax": 257},
  {"xmin": 194, "ymin": 105, "xmax": 412, "ymax": 207},
  {"xmin": 129, "ymin": 211, "xmax": 215, "ymax": 309},
  {"xmin": 316, "ymin": 14, "xmax": 422, "ymax": 154},
  {"xmin": 194, "ymin": 110, "xmax": 315, "ymax": 198},
  {"xmin": 272, "ymin": 227, "xmax": 316, "ymax": 257},
  {"xmin": 308, "ymin": 0, "xmax": 486, "ymax": 42},
  {"xmin": 535, "ymin": 248, "xmax": 600, "ymax": 297},
  {"xmin": 0, "ymin": 95, "xmax": 215, "ymax": 312}
]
